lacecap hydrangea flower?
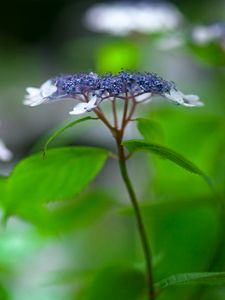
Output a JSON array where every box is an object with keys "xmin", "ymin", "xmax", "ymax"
[
  {"xmin": 23, "ymin": 71, "xmax": 203, "ymax": 300},
  {"xmin": 24, "ymin": 71, "xmax": 203, "ymax": 115},
  {"xmin": 84, "ymin": 1, "xmax": 184, "ymax": 36}
]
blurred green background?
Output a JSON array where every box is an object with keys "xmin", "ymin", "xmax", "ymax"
[{"xmin": 1, "ymin": 0, "xmax": 225, "ymax": 299}]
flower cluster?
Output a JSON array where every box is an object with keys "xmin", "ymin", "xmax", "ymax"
[
  {"xmin": 84, "ymin": 1, "xmax": 183, "ymax": 36},
  {"xmin": 24, "ymin": 71, "xmax": 203, "ymax": 115}
]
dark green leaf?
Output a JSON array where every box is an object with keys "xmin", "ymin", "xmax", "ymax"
[
  {"xmin": 86, "ymin": 266, "xmax": 146, "ymax": 300},
  {"xmin": 136, "ymin": 118, "xmax": 164, "ymax": 143},
  {"xmin": 0, "ymin": 283, "xmax": 10, "ymax": 300},
  {"xmin": 123, "ymin": 139, "xmax": 211, "ymax": 185},
  {"xmin": 43, "ymin": 116, "xmax": 97, "ymax": 157},
  {"xmin": 6, "ymin": 147, "xmax": 108, "ymax": 214},
  {"xmin": 155, "ymin": 272, "xmax": 225, "ymax": 290}
]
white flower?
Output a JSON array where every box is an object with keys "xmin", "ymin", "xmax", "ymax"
[
  {"xmin": 69, "ymin": 95, "xmax": 98, "ymax": 115},
  {"xmin": 23, "ymin": 80, "xmax": 57, "ymax": 107},
  {"xmin": 84, "ymin": 2, "xmax": 183, "ymax": 36},
  {"xmin": 164, "ymin": 89, "xmax": 203, "ymax": 107},
  {"xmin": 192, "ymin": 23, "xmax": 225, "ymax": 46},
  {"xmin": 0, "ymin": 139, "xmax": 13, "ymax": 162}
]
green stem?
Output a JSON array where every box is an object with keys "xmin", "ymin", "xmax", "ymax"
[
  {"xmin": 94, "ymin": 98, "xmax": 155, "ymax": 298},
  {"xmin": 116, "ymin": 141, "xmax": 155, "ymax": 300}
]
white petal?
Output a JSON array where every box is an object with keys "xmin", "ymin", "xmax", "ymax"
[
  {"xmin": 0, "ymin": 140, "xmax": 13, "ymax": 162},
  {"xmin": 23, "ymin": 95, "xmax": 45, "ymax": 106},
  {"xmin": 26, "ymin": 87, "xmax": 40, "ymax": 96},
  {"xmin": 69, "ymin": 96, "xmax": 97, "ymax": 115},
  {"xmin": 25, "ymin": 99, "xmax": 44, "ymax": 107},
  {"xmin": 69, "ymin": 103, "xmax": 91, "ymax": 115},
  {"xmin": 182, "ymin": 95, "xmax": 204, "ymax": 107},
  {"xmin": 184, "ymin": 94, "xmax": 199, "ymax": 101},
  {"xmin": 135, "ymin": 93, "xmax": 152, "ymax": 102},
  {"xmin": 87, "ymin": 95, "xmax": 97, "ymax": 107},
  {"xmin": 164, "ymin": 89, "xmax": 203, "ymax": 107},
  {"xmin": 164, "ymin": 89, "xmax": 184, "ymax": 104},
  {"xmin": 24, "ymin": 80, "xmax": 57, "ymax": 107},
  {"xmin": 40, "ymin": 80, "xmax": 57, "ymax": 98}
]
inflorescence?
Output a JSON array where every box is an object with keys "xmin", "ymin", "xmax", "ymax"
[{"xmin": 24, "ymin": 71, "xmax": 203, "ymax": 115}]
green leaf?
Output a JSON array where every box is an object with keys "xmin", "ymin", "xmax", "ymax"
[
  {"xmin": 48, "ymin": 191, "xmax": 115, "ymax": 233},
  {"xmin": 0, "ymin": 283, "xmax": 10, "ymax": 300},
  {"xmin": 155, "ymin": 272, "xmax": 225, "ymax": 290},
  {"xmin": 7, "ymin": 191, "xmax": 114, "ymax": 234},
  {"xmin": 86, "ymin": 266, "xmax": 146, "ymax": 300},
  {"xmin": 136, "ymin": 118, "xmax": 164, "ymax": 143},
  {"xmin": 43, "ymin": 116, "xmax": 97, "ymax": 157},
  {"xmin": 6, "ymin": 147, "xmax": 108, "ymax": 214},
  {"xmin": 123, "ymin": 139, "xmax": 211, "ymax": 186}
]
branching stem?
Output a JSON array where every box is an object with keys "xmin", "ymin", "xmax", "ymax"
[{"xmin": 94, "ymin": 96, "xmax": 155, "ymax": 299}]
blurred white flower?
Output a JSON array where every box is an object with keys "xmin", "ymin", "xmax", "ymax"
[
  {"xmin": 0, "ymin": 139, "xmax": 13, "ymax": 162},
  {"xmin": 23, "ymin": 80, "xmax": 57, "ymax": 107},
  {"xmin": 84, "ymin": 1, "xmax": 184, "ymax": 36},
  {"xmin": 192, "ymin": 22, "xmax": 225, "ymax": 47}
]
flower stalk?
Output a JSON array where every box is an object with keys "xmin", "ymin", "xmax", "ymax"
[
  {"xmin": 95, "ymin": 98, "xmax": 155, "ymax": 299},
  {"xmin": 116, "ymin": 141, "xmax": 155, "ymax": 300}
]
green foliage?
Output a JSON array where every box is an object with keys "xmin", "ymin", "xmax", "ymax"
[
  {"xmin": 46, "ymin": 191, "xmax": 115, "ymax": 233},
  {"xmin": 43, "ymin": 116, "xmax": 97, "ymax": 157},
  {"xmin": 5, "ymin": 147, "xmax": 108, "ymax": 216},
  {"xmin": 190, "ymin": 43, "xmax": 225, "ymax": 66},
  {"xmin": 0, "ymin": 284, "xmax": 10, "ymax": 300},
  {"xmin": 123, "ymin": 139, "xmax": 211, "ymax": 185},
  {"xmin": 136, "ymin": 118, "xmax": 164, "ymax": 143},
  {"xmin": 85, "ymin": 265, "xmax": 146, "ymax": 300},
  {"xmin": 155, "ymin": 272, "xmax": 225, "ymax": 289}
]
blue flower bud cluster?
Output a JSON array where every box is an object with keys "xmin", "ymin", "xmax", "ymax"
[{"xmin": 51, "ymin": 71, "xmax": 175, "ymax": 100}]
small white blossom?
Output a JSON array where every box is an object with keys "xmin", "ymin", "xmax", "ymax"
[
  {"xmin": 23, "ymin": 80, "xmax": 57, "ymax": 107},
  {"xmin": 0, "ymin": 139, "xmax": 13, "ymax": 162},
  {"xmin": 69, "ymin": 95, "xmax": 98, "ymax": 115},
  {"xmin": 164, "ymin": 89, "xmax": 203, "ymax": 107}
]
